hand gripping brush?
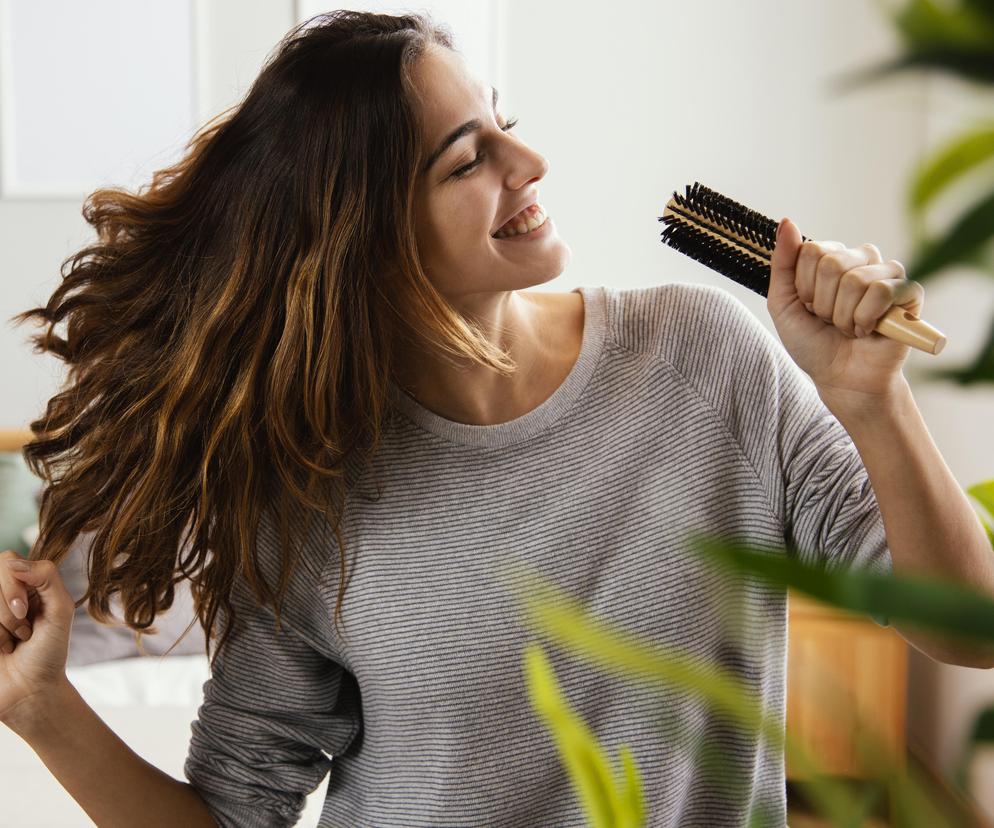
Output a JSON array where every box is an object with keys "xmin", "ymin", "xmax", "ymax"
[{"xmin": 657, "ymin": 182, "xmax": 946, "ymax": 355}]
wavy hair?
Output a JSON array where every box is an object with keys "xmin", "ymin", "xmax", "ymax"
[{"xmin": 10, "ymin": 9, "xmax": 516, "ymax": 672}]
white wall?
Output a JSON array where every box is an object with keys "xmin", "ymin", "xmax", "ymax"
[
  {"xmin": 2, "ymin": 0, "xmax": 993, "ymax": 821},
  {"xmin": 496, "ymin": 0, "xmax": 994, "ymax": 809}
]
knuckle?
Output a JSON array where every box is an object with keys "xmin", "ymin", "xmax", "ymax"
[
  {"xmin": 869, "ymin": 280, "xmax": 892, "ymax": 299},
  {"xmin": 819, "ymin": 251, "xmax": 847, "ymax": 274},
  {"xmin": 840, "ymin": 268, "xmax": 867, "ymax": 289}
]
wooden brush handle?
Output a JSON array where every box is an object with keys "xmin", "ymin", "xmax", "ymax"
[
  {"xmin": 658, "ymin": 185, "xmax": 950, "ymax": 356},
  {"xmin": 874, "ymin": 305, "xmax": 946, "ymax": 355}
]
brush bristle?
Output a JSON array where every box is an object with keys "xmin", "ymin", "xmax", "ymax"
[{"xmin": 657, "ymin": 182, "xmax": 804, "ymax": 298}]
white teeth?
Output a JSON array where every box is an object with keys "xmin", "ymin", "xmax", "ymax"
[{"xmin": 493, "ymin": 205, "xmax": 547, "ymax": 238}]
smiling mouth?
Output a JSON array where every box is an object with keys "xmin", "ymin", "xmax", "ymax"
[{"xmin": 491, "ymin": 203, "xmax": 548, "ymax": 238}]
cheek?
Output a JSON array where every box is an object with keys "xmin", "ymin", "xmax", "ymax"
[
  {"xmin": 420, "ymin": 183, "xmax": 498, "ymax": 247},
  {"xmin": 440, "ymin": 196, "xmax": 494, "ymax": 241}
]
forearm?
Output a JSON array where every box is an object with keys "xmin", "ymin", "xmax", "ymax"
[
  {"xmin": 820, "ymin": 377, "xmax": 994, "ymax": 665},
  {"xmin": 5, "ymin": 678, "xmax": 217, "ymax": 828}
]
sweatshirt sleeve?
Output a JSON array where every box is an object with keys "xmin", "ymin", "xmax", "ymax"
[
  {"xmin": 183, "ymin": 572, "xmax": 361, "ymax": 827},
  {"xmin": 670, "ymin": 284, "xmax": 893, "ymax": 627}
]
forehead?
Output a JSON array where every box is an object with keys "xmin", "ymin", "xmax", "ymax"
[{"xmin": 412, "ymin": 46, "xmax": 487, "ymax": 135}]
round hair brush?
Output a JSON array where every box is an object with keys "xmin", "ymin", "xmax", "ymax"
[{"xmin": 657, "ymin": 182, "xmax": 946, "ymax": 355}]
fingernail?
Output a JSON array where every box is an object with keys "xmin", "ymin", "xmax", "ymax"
[
  {"xmin": 14, "ymin": 625, "xmax": 31, "ymax": 641},
  {"xmin": 1, "ymin": 642, "xmax": 13, "ymax": 655},
  {"xmin": 10, "ymin": 598, "xmax": 26, "ymax": 619},
  {"xmin": 6, "ymin": 559, "xmax": 30, "ymax": 571},
  {"xmin": 777, "ymin": 218, "xmax": 787, "ymax": 240}
]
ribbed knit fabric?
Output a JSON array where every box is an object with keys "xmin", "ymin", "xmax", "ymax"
[{"xmin": 183, "ymin": 283, "xmax": 893, "ymax": 827}]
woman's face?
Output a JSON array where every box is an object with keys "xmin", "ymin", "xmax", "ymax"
[{"xmin": 410, "ymin": 45, "xmax": 571, "ymax": 301}]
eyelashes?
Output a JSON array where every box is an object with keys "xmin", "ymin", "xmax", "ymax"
[{"xmin": 450, "ymin": 117, "xmax": 520, "ymax": 180}]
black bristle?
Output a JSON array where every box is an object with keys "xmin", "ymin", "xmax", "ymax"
[
  {"xmin": 657, "ymin": 182, "xmax": 807, "ymax": 298},
  {"xmin": 659, "ymin": 218, "xmax": 771, "ymax": 296}
]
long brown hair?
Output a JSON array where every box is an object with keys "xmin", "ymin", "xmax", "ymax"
[{"xmin": 10, "ymin": 10, "xmax": 515, "ymax": 672}]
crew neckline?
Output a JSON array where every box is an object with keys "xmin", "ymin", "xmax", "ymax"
[{"xmin": 387, "ymin": 286, "xmax": 607, "ymax": 448}]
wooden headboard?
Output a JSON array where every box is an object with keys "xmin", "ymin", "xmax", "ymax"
[{"xmin": 0, "ymin": 429, "xmax": 33, "ymax": 452}]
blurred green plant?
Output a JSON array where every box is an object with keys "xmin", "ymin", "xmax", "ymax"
[
  {"xmin": 524, "ymin": 643, "xmax": 645, "ymax": 828},
  {"xmin": 825, "ymin": 0, "xmax": 994, "ymax": 385},
  {"xmin": 968, "ymin": 479, "xmax": 994, "ymax": 547},
  {"xmin": 501, "ymin": 502, "xmax": 994, "ymax": 826}
]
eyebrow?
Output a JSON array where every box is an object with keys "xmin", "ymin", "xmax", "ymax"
[{"xmin": 422, "ymin": 86, "xmax": 498, "ymax": 176}]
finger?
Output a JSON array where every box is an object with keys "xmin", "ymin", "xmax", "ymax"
[
  {"xmin": 811, "ymin": 249, "xmax": 871, "ymax": 322},
  {"xmin": 0, "ymin": 620, "xmax": 29, "ymax": 651},
  {"xmin": 832, "ymin": 263, "xmax": 896, "ymax": 336},
  {"xmin": 0, "ymin": 551, "xmax": 33, "ymax": 647},
  {"xmin": 794, "ymin": 241, "xmax": 845, "ymax": 311},
  {"xmin": 859, "ymin": 242, "xmax": 884, "ymax": 265},
  {"xmin": 853, "ymin": 277, "xmax": 921, "ymax": 334},
  {"xmin": 6, "ymin": 557, "xmax": 71, "ymax": 611}
]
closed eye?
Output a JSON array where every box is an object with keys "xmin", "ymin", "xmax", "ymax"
[{"xmin": 450, "ymin": 117, "xmax": 519, "ymax": 180}]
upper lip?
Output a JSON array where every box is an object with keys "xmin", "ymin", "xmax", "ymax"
[{"xmin": 492, "ymin": 194, "xmax": 539, "ymax": 236}]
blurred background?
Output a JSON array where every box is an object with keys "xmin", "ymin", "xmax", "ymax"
[{"xmin": 1, "ymin": 0, "xmax": 993, "ymax": 825}]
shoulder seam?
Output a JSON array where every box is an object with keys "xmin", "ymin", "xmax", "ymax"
[{"xmin": 610, "ymin": 337, "xmax": 785, "ymax": 536}]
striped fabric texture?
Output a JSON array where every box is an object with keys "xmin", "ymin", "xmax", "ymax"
[{"xmin": 184, "ymin": 283, "xmax": 893, "ymax": 827}]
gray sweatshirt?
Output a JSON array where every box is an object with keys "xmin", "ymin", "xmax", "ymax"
[{"xmin": 183, "ymin": 283, "xmax": 892, "ymax": 827}]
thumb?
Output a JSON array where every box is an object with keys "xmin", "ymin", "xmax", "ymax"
[
  {"xmin": 767, "ymin": 216, "xmax": 804, "ymax": 315},
  {"xmin": 5, "ymin": 559, "xmax": 71, "ymax": 610}
]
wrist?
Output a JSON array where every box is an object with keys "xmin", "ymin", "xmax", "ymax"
[
  {"xmin": 3, "ymin": 676, "xmax": 77, "ymax": 741},
  {"xmin": 816, "ymin": 375, "xmax": 913, "ymax": 425}
]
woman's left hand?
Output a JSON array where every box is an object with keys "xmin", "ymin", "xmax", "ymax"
[{"xmin": 766, "ymin": 216, "xmax": 923, "ymax": 407}]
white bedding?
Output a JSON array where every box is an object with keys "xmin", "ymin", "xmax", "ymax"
[
  {"xmin": 1, "ymin": 654, "xmax": 330, "ymax": 827},
  {"xmin": 66, "ymin": 653, "xmax": 211, "ymax": 708}
]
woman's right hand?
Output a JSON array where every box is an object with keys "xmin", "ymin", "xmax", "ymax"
[{"xmin": 0, "ymin": 548, "xmax": 75, "ymax": 726}]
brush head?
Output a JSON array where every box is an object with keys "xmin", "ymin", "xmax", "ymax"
[{"xmin": 657, "ymin": 182, "xmax": 809, "ymax": 298}]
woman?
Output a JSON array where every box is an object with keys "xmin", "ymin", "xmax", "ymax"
[{"xmin": 1, "ymin": 9, "xmax": 986, "ymax": 828}]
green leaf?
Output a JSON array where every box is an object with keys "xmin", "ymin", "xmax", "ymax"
[
  {"xmin": 918, "ymin": 306, "xmax": 994, "ymax": 385},
  {"xmin": 966, "ymin": 479, "xmax": 994, "ymax": 519},
  {"xmin": 683, "ymin": 532, "xmax": 994, "ymax": 647},
  {"xmin": 903, "ymin": 188, "xmax": 994, "ymax": 281},
  {"xmin": 523, "ymin": 642, "xmax": 645, "ymax": 828},
  {"xmin": 960, "ymin": 0, "xmax": 994, "ymax": 27},
  {"xmin": 888, "ymin": 0, "xmax": 994, "ymax": 53},
  {"xmin": 907, "ymin": 123, "xmax": 994, "ymax": 213},
  {"xmin": 616, "ymin": 745, "xmax": 646, "ymax": 827},
  {"xmin": 498, "ymin": 560, "xmax": 879, "ymax": 828},
  {"xmin": 967, "ymin": 705, "xmax": 994, "ymax": 746},
  {"xmin": 966, "ymin": 480, "xmax": 994, "ymax": 548},
  {"xmin": 825, "ymin": 0, "xmax": 994, "ymax": 92},
  {"xmin": 953, "ymin": 704, "xmax": 994, "ymax": 793}
]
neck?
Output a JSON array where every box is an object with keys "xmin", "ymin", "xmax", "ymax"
[{"xmin": 391, "ymin": 290, "xmax": 573, "ymax": 426}]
